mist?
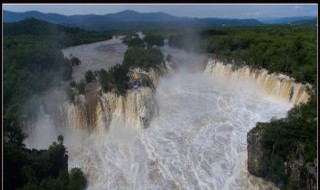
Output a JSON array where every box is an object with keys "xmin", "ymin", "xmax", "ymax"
[
  {"xmin": 22, "ymin": 32, "xmax": 294, "ymax": 189},
  {"xmin": 64, "ymin": 60, "xmax": 290, "ymax": 189}
]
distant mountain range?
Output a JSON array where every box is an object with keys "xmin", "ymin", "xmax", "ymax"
[
  {"xmin": 291, "ymin": 18, "xmax": 317, "ymax": 25},
  {"xmin": 3, "ymin": 10, "xmax": 264, "ymax": 31},
  {"xmin": 4, "ymin": 10, "xmax": 317, "ymax": 31},
  {"xmin": 257, "ymin": 16, "xmax": 317, "ymax": 24}
]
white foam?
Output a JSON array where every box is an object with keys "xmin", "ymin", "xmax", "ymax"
[{"xmin": 67, "ymin": 70, "xmax": 289, "ymax": 190}]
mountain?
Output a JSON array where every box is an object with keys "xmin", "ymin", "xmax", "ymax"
[
  {"xmin": 3, "ymin": 10, "xmax": 74, "ymax": 25},
  {"xmin": 3, "ymin": 18, "xmax": 113, "ymax": 47},
  {"xmin": 291, "ymin": 18, "xmax": 317, "ymax": 25},
  {"xmin": 257, "ymin": 16, "xmax": 317, "ymax": 24},
  {"xmin": 3, "ymin": 10, "xmax": 263, "ymax": 31},
  {"xmin": 105, "ymin": 10, "xmax": 179, "ymax": 22}
]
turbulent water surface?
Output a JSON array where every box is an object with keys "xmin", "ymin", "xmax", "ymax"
[
  {"xmin": 26, "ymin": 38, "xmax": 293, "ymax": 190},
  {"xmin": 61, "ymin": 37, "xmax": 127, "ymax": 82},
  {"xmin": 66, "ymin": 71, "xmax": 291, "ymax": 190}
]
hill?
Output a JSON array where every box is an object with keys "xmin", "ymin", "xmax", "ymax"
[
  {"xmin": 3, "ymin": 18, "xmax": 112, "ymax": 46},
  {"xmin": 258, "ymin": 16, "xmax": 317, "ymax": 24},
  {"xmin": 292, "ymin": 18, "xmax": 317, "ymax": 25},
  {"xmin": 3, "ymin": 10, "xmax": 263, "ymax": 31}
]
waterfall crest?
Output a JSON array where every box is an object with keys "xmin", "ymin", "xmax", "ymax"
[{"xmin": 205, "ymin": 59, "xmax": 310, "ymax": 105}]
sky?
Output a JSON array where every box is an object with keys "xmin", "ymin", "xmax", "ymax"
[{"xmin": 2, "ymin": 4, "xmax": 318, "ymax": 19}]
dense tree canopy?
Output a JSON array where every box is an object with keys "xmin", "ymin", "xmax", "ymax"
[
  {"xmin": 4, "ymin": 136, "xmax": 87, "ymax": 190},
  {"xmin": 85, "ymin": 70, "xmax": 95, "ymax": 83},
  {"xmin": 123, "ymin": 47, "xmax": 164, "ymax": 70},
  {"xmin": 168, "ymin": 26, "xmax": 317, "ymax": 84},
  {"xmin": 122, "ymin": 33, "xmax": 145, "ymax": 48},
  {"xmin": 99, "ymin": 46, "xmax": 164, "ymax": 95},
  {"xmin": 143, "ymin": 33, "xmax": 164, "ymax": 47}
]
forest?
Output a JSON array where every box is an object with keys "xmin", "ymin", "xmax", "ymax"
[
  {"xmin": 3, "ymin": 18, "xmax": 112, "ymax": 190},
  {"xmin": 168, "ymin": 25, "xmax": 317, "ymax": 85}
]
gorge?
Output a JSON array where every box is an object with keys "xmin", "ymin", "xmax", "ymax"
[{"xmin": 22, "ymin": 39, "xmax": 312, "ymax": 189}]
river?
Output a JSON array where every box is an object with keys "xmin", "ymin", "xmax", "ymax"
[{"xmin": 26, "ymin": 37, "xmax": 292, "ymax": 189}]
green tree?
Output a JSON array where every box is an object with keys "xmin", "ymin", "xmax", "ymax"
[
  {"xmin": 68, "ymin": 168, "xmax": 87, "ymax": 190},
  {"xmin": 57, "ymin": 135, "xmax": 64, "ymax": 145},
  {"xmin": 62, "ymin": 58, "xmax": 73, "ymax": 81},
  {"xmin": 66, "ymin": 87, "xmax": 76, "ymax": 103},
  {"xmin": 77, "ymin": 80, "xmax": 86, "ymax": 95},
  {"xmin": 123, "ymin": 37, "xmax": 145, "ymax": 48},
  {"xmin": 85, "ymin": 70, "xmax": 95, "ymax": 83},
  {"xmin": 143, "ymin": 33, "xmax": 164, "ymax": 47},
  {"xmin": 70, "ymin": 57, "xmax": 81, "ymax": 66},
  {"xmin": 69, "ymin": 81, "xmax": 77, "ymax": 88},
  {"xmin": 39, "ymin": 178, "xmax": 65, "ymax": 190}
]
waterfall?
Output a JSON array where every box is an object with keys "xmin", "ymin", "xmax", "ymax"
[
  {"xmin": 205, "ymin": 59, "xmax": 310, "ymax": 106},
  {"xmin": 64, "ymin": 62, "xmax": 174, "ymax": 132}
]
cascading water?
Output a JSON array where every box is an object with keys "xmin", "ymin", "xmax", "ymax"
[
  {"xmin": 65, "ymin": 68, "xmax": 292, "ymax": 190},
  {"xmin": 23, "ymin": 41, "xmax": 305, "ymax": 189},
  {"xmin": 205, "ymin": 60, "xmax": 310, "ymax": 106}
]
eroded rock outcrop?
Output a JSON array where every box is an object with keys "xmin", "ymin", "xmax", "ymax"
[
  {"xmin": 247, "ymin": 122, "xmax": 265, "ymax": 176},
  {"xmin": 64, "ymin": 61, "xmax": 175, "ymax": 132}
]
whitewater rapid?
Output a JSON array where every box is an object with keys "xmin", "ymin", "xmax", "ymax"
[
  {"xmin": 66, "ymin": 70, "xmax": 291, "ymax": 190},
  {"xmin": 24, "ymin": 39, "xmax": 294, "ymax": 189}
]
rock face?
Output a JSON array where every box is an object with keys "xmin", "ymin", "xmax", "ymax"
[
  {"xmin": 247, "ymin": 123, "xmax": 317, "ymax": 190},
  {"xmin": 96, "ymin": 87, "xmax": 158, "ymax": 130},
  {"xmin": 65, "ymin": 83, "xmax": 158, "ymax": 132},
  {"xmin": 247, "ymin": 123, "xmax": 265, "ymax": 176},
  {"xmin": 64, "ymin": 61, "xmax": 174, "ymax": 132}
]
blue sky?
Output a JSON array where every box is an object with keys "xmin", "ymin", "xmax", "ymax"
[{"xmin": 3, "ymin": 4, "xmax": 318, "ymax": 19}]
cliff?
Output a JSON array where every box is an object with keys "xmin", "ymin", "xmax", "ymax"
[
  {"xmin": 64, "ymin": 61, "xmax": 174, "ymax": 132},
  {"xmin": 247, "ymin": 123, "xmax": 264, "ymax": 176},
  {"xmin": 247, "ymin": 123, "xmax": 317, "ymax": 190},
  {"xmin": 205, "ymin": 59, "xmax": 310, "ymax": 105}
]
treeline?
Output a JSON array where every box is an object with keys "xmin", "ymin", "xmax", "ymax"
[
  {"xmin": 4, "ymin": 135, "xmax": 87, "ymax": 190},
  {"xmin": 3, "ymin": 18, "xmax": 113, "ymax": 190},
  {"xmin": 122, "ymin": 32, "xmax": 164, "ymax": 48},
  {"xmin": 168, "ymin": 25, "xmax": 317, "ymax": 85},
  {"xmin": 4, "ymin": 18, "xmax": 112, "ymax": 47},
  {"xmin": 98, "ymin": 47, "xmax": 164, "ymax": 96}
]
